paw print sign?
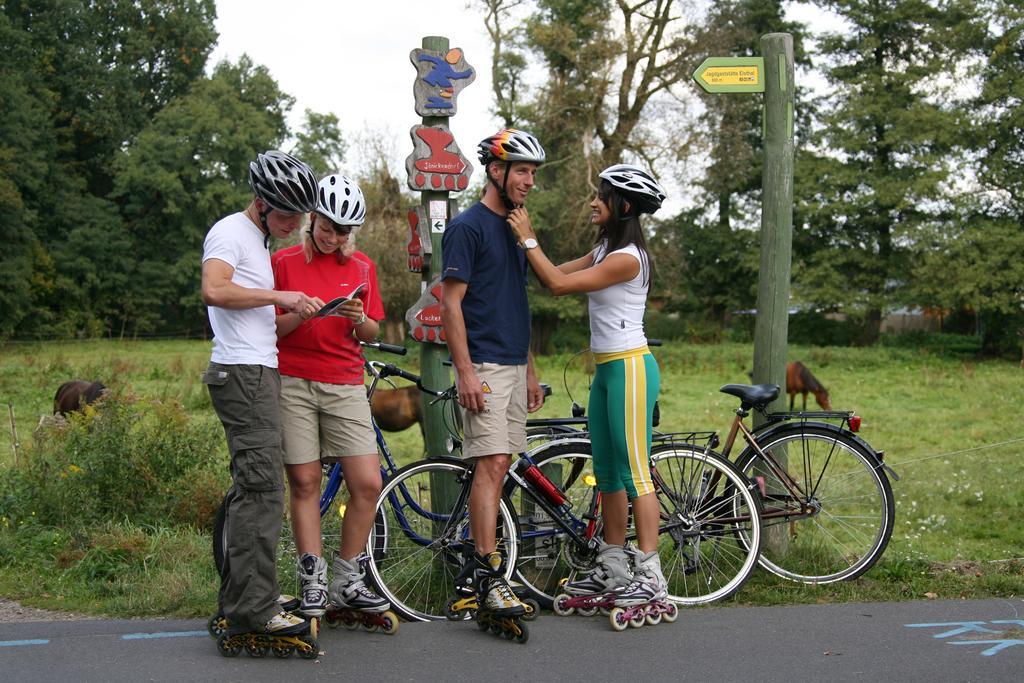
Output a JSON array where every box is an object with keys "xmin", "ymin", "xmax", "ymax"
[
  {"xmin": 405, "ymin": 275, "xmax": 447, "ymax": 345},
  {"xmin": 405, "ymin": 124, "xmax": 473, "ymax": 192},
  {"xmin": 410, "ymin": 47, "xmax": 476, "ymax": 117}
]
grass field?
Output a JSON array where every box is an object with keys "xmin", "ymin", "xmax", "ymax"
[{"xmin": 0, "ymin": 339, "xmax": 1021, "ymax": 616}]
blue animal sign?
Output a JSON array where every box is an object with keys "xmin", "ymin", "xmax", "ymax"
[{"xmin": 410, "ymin": 47, "xmax": 476, "ymax": 117}]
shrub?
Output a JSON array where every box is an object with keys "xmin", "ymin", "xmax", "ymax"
[
  {"xmin": 0, "ymin": 393, "xmax": 229, "ymax": 530},
  {"xmin": 878, "ymin": 330, "xmax": 982, "ymax": 357}
]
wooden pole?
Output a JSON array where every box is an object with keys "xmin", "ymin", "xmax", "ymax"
[
  {"xmin": 419, "ymin": 34, "xmax": 455, "ymax": 460},
  {"xmin": 752, "ymin": 33, "xmax": 795, "ymax": 422},
  {"xmin": 8, "ymin": 402, "xmax": 20, "ymax": 467},
  {"xmin": 753, "ymin": 33, "xmax": 795, "ymax": 557}
]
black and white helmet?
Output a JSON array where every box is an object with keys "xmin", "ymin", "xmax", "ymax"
[
  {"xmin": 598, "ymin": 164, "xmax": 667, "ymax": 214},
  {"xmin": 248, "ymin": 150, "xmax": 318, "ymax": 214},
  {"xmin": 477, "ymin": 128, "xmax": 546, "ymax": 166},
  {"xmin": 316, "ymin": 174, "xmax": 366, "ymax": 226}
]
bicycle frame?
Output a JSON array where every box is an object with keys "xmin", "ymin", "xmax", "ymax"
[{"xmin": 717, "ymin": 408, "xmax": 889, "ymax": 525}]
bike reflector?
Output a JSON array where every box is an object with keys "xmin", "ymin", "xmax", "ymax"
[{"xmin": 848, "ymin": 415, "xmax": 861, "ymax": 432}]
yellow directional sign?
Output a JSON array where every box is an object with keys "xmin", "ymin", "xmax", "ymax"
[{"xmin": 693, "ymin": 57, "xmax": 765, "ymax": 94}]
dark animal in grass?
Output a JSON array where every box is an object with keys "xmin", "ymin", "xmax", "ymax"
[
  {"xmin": 54, "ymin": 380, "xmax": 108, "ymax": 417},
  {"xmin": 370, "ymin": 385, "xmax": 423, "ymax": 434},
  {"xmin": 786, "ymin": 361, "xmax": 831, "ymax": 411}
]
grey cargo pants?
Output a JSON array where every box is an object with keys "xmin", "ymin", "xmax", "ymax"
[{"xmin": 204, "ymin": 362, "xmax": 285, "ymax": 631}]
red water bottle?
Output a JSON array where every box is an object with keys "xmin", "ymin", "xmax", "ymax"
[{"xmin": 521, "ymin": 462, "xmax": 568, "ymax": 507}]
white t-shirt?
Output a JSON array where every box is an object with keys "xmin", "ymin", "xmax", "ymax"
[
  {"xmin": 588, "ymin": 242, "xmax": 649, "ymax": 353},
  {"xmin": 202, "ymin": 212, "xmax": 278, "ymax": 367}
]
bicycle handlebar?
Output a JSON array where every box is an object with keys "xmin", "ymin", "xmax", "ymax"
[{"xmin": 360, "ymin": 340, "xmax": 408, "ymax": 356}]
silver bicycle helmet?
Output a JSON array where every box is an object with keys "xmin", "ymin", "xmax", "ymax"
[
  {"xmin": 316, "ymin": 174, "xmax": 366, "ymax": 226},
  {"xmin": 248, "ymin": 150, "xmax": 318, "ymax": 214},
  {"xmin": 477, "ymin": 128, "xmax": 546, "ymax": 166},
  {"xmin": 598, "ymin": 164, "xmax": 667, "ymax": 214}
]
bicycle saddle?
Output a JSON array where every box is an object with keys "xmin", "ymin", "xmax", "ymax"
[{"xmin": 719, "ymin": 383, "xmax": 780, "ymax": 409}]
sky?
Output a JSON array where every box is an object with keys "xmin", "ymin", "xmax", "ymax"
[
  {"xmin": 210, "ymin": 1, "xmax": 843, "ymax": 210},
  {"xmin": 210, "ymin": 0, "xmax": 502, "ymax": 180}
]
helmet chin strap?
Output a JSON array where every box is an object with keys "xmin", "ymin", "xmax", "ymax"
[
  {"xmin": 256, "ymin": 203, "xmax": 272, "ymax": 249},
  {"xmin": 488, "ymin": 162, "xmax": 520, "ymax": 211},
  {"xmin": 307, "ymin": 228, "xmax": 327, "ymax": 255}
]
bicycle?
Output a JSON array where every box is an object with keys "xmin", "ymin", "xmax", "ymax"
[
  {"xmin": 654, "ymin": 382, "xmax": 897, "ymax": 584},
  {"xmin": 529, "ymin": 345, "xmax": 896, "ymax": 585},
  {"xmin": 364, "ymin": 418, "xmax": 763, "ymax": 621}
]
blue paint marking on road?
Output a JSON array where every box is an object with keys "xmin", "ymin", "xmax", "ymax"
[
  {"xmin": 905, "ymin": 620, "xmax": 1024, "ymax": 657},
  {"xmin": 0, "ymin": 639, "xmax": 49, "ymax": 647},
  {"xmin": 122, "ymin": 630, "xmax": 208, "ymax": 640},
  {"xmin": 905, "ymin": 621, "xmax": 1001, "ymax": 638},
  {"xmin": 950, "ymin": 639, "xmax": 1024, "ymax": 657}
]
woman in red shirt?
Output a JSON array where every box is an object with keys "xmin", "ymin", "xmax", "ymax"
[{"xmin": 272, "ymin": 174, "xmax": 389, "ymax": 618}]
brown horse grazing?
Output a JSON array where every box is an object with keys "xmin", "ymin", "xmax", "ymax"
[
  {"xmin": 370, "ymin": 385, "xmax": 423, "ymax": 433},
  {"xmin": 786, "ymin": 361, "xmax": 831, "ymax": 411},
  {"xmin": 54, "ymin": 380, "xmax": 108, "ymax": 416}
]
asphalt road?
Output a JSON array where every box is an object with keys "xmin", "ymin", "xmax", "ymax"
[{"xmin": 2, "ymin": 598, "xmax": 1021, "ymax": 682}]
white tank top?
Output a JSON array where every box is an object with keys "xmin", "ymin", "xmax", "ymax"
[{"xmin": 588, "ymin": 242, "xmax": 649, "ymax": 353}]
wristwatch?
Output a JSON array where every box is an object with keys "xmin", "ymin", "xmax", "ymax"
[{"xmin": 521, "ymin": 237, "xmax": 539, "ymax": 250}]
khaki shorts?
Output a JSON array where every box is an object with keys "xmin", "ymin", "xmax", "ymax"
[
  {"xmin": 279, "ymin": 376, "xmax": 377, "ymax": 465},
  {"xmin": 456, "ymin": 363, "xmax": 527, "ymax": 459}
]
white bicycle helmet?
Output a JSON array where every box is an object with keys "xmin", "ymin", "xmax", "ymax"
[
  {"xmin": 598, "ymin": 164, "xmax": 667, "ymax": 214},
  {"xmin": 316, "ymin": 174, "xmax": 366, "ymax": 226},
  {"xmin": 248, "ymin": 150, "xmax": 318, "ymax": 214},
  {"xmin": 477, "ymin": 128, "xmax": 546, "ymax": 166}
]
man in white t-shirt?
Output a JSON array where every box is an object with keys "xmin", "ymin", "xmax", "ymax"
[{"xmin": 201, "ymin": 150, "xmax": 323, "ymax": 641}]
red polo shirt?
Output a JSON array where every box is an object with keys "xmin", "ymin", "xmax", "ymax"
[{"xmin": 272, "ymin": 245, "xmax": 385, "ymax": 385}]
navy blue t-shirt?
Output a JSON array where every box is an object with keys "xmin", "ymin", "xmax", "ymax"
[{"xmin": 442, "ymin": 202, "xmax": 530, "ymax": 364}]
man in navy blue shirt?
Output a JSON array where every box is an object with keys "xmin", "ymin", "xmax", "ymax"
[{"xmin": 441, "ymin": 128, "xmax": 546, "ymax": 618}]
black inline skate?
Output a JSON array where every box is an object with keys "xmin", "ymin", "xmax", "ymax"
[
  {"xmin": 446, "ymin": 550, "xmax": 530, "ymax": 643},
  {"xmin": 322, "ymin": 555, "xmax": 400, "ymax": 635},
  {"xmin": 207, "ymin": 594, "xmax": 300, "ymax": 639},
  {"xmin": 215, "ymin": 610, "xmax": 319, "ymax": 659},
  {"xmin": 445, "ymin": 555, "xmax": 539, "ymax": 623}
]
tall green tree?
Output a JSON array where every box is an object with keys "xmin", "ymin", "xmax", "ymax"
[
  {"xmin": 111, "ymin": 58, "xmax": 295, "ymax": 335},
  {"xmin": 912, "ymin": 0, "xmax": 1024, "ymax": 353},
  {"xmin": 794, "ymin": 0, "xmax": 984, "ymax": 344},
  {"xmin": 3, "ymin": 0, "xmax": 217, "ymax": 197},
  {"xmin": 0, "ymin": 11, "xmax": 50, "ymax": 337},
  {"xmin": 293, "ymin": 110, "xmax": 347, "ymax": 177},
  {"xmin": 656, "ymin": 0, "xmax": 809, "ymax": 327}
]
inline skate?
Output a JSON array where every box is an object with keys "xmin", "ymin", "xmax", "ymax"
[
  {"xmin": 552, "ymin": 541, "xmax": 631, "ymax": 618},
  {"xmin": 607, "ymin": 550, "xmax": 678, "ymax": 631},
  {"xmin": 207, "ymin": 594, "xmax": 300, "ymax": 638},
  {"xmin": 445, "ymin": 545, "xmax": 538, "ymax": 622},
  {"xmin": 296, "ymin": 553, "xmax": 328, "ymax": 617},
  {"xmin": 216, "ymin": 610, "xmax": 319, "ymax": 659},
  {"xmin": 323, "ymin": 554, "xmax": 399, "ymax": 635},
  {"xmin": 448, "ymin": 550, "xmax": 530, "ymax": 643}
]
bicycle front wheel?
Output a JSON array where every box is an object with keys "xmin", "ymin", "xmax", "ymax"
[
  {"xmin": 735, "ymin": 424, "xmax": 894, "ymax": 583},
  {"xmin": 650, "ymin": 445, "xmax": 763, "ymax": 605},
  {"xmin": 365, "ymin": 458, "xmax": 520, "ymax": 621}
]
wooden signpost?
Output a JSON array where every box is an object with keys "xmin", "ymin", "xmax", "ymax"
[
  {"xmin": 406, "ymin": 36, "xmax": 475, "ymax": 462},
  {"xmin": 693, "ymin": 36, "xmax": 793, "ymax": 418},
  {"xmin": 695, "ymin": 35, "xmax": 795, "ymax": 555}
]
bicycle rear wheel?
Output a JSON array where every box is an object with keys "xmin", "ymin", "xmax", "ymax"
[
  {"xmin": 365, "ymin": 458, "xmax": 520, "ymax": 621},
  {"xmin": 735, "ymin": 424, "xmax": 894, "ymax": 583},
  {"xmin": 509, "ymin": 441, "xmax": 600, "ymax": 607},
  {"xmin": 650, "ymin": 444, "xmax": 763, "ymax": 605}
]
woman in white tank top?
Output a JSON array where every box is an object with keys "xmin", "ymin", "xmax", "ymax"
[{"xmin": 508, "ymin": 164, "xmax": 673, "ymax": 607}]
